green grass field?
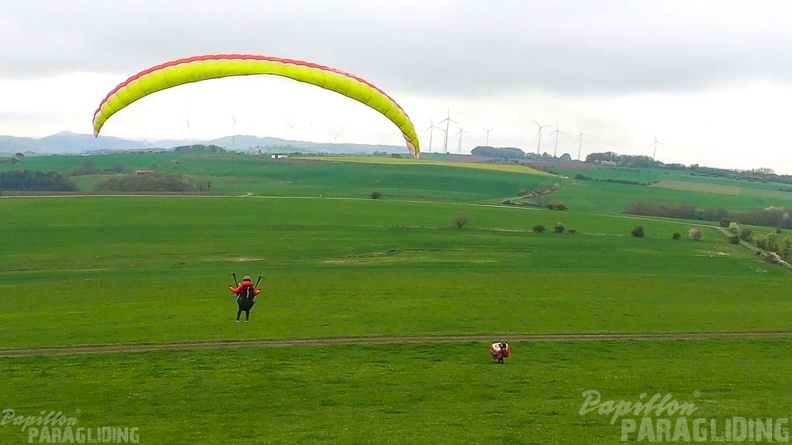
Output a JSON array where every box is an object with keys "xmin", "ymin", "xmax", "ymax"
[
  {"xmin": 1, "ymin": 340, "xmax": 789, "ymax": 444},
  {"xmin": 552, "ymin": 165, "xmax": 792, "ymax": 214},
  {"xmin": 2, "ymin": 196, "xmax": 788, "ymax": 348},
  {"xmin": 1, "ymin": 155, "xmax": 790, "ymax": 443},
  {"xmin": 2, "ymin": 153, "xmax": 554, "ymax": 203}
]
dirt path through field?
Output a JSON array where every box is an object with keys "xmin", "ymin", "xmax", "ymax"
[{"xmin": 1, "ymin": 331, "xmax": 790, "ymax": 357}]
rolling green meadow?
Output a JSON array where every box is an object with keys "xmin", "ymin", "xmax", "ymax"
[{"xmin": 1, "ymin": 153, "xmax": 790, "ymax": 444}]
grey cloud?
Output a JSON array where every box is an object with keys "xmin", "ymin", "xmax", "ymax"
[{"xmin": 2, "ymin": 0, "xmax": 791, "ymax": 96}]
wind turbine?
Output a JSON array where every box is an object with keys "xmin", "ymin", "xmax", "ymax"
[
  {"xmin": 455, "ymin": 127, "xmax": 467, "ymax": 153},
  {"xmin": 533, "ymin": 120, "xmax": 551, "ymax": 155},
  {"xmin": 231, "ymin": 114, "xmax": 237, "ymax": 152},
  {"xmin": 482, "ymin": 127, "xmax": 494, "ymax": 146},
  {"xmin": 550, "ymin": 122, "xmax": 565, "ymax": 158},
  {"xmin": 649, "ymin": 135, "xmax": 664, "ymax": 159},
  {"xmin": 185, "ymin": 114, "xmax": 196, "ymax": 148},
  {"xmin": 575, "ymin": 129, "xmax": 590, "ymax": 161},
  {"xmin": 424, "ymin": 118, "xmax": 441, "ymax": 152},
  {"xmin": 438, "ymin": 110, "xmax": 459, "ymax": 153},
  {"xmin": 434, "ymin": 126, "xmax": 448, "ymax": 153}
]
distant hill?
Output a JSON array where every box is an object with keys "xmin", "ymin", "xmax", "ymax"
[
  {"xmin": 0, "ymin": 131, "xmax": 409, "ymax": 156},
  {"xmin": 205, "ymin": 134, "xmax": 406, "ymax": 155},
  {"xmin": 0, "ymin": 132, "xmax": 151, "ymax": 154}
]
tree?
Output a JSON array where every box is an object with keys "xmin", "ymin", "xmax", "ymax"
[
  {"xmin": 452, "ymin": 214, "xmax": 470, "ymax": 229},
  {"xmin": 553, "ymin": 223, "xmax": 565, "ymax": 233},
  {"xmin": 532, "ymin": 224, "xmax": 546, "ymax": 233},
  {"xmin": 780, "ymin": 236, "xmax": 792, "ymax": 261},
  {"xmin": 765, "ymin": 232, "xmax": 780, "ymax": 253},
  {"xmin": 739, "ymin": 227, "xmax": 753, "ymax": 242},
  {"xmin": 754, "ymin": 234, "xmax": 767, "ymax": 250},
  {"xmin": 689, "ymin": 228, "xmax": 703, "ymax": 241},
  {"xmin": 471, "ymin": 146, "xmax": 526, "ymax": 159},
  {"xmin": 672, "ymin": 232, "xmax": 682, "ymax": 240},
  {"xmin": 585, "ymin": 151, "xmax": 620, "ymax": 164},
  {"xmin": 630, "ymin": 226, "xmax": 645, "ymax": 238},
  {"xmin": 70, "ymin": 160, "xmax": 98, "ymax": 176},
  {"xmin": 371, "ymin": 191, "xmax": 382, "ymax": 199}
]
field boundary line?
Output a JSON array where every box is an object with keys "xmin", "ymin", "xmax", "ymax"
[{"xmin": 1, "ymin": 331, "xmax": 790, "ymax": 357}]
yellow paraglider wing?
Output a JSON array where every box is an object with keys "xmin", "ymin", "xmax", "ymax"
[{"xmin": 92, "ymin": 54, "xmax": 420, "ymax": 158}]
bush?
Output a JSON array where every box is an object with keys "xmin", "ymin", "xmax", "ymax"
[
  {"xmin": 781, "ymin": 236, "xmax": 792, "ymax": 261},
  {"xmin": 739, "ymin": 227, "xmax": 753, "ymax": 242},
  {"xmin": 93, "ymin": 172, "xmax": 191, "ymax": 192},
  {"xmin": 553, "ymin": 223, "xmax": 565, "ymax": 233},
  {"xmin": 567, "ymin": 229, "xmax": 576, "ymax": 234},
  {"xmin": 728, "ymin": 235, "xmax": 740, "ymax": 244},
  {"xmin": 728, "ymin": 222, "xmax": 739, "ymax": 234},
  {"xmin": 765, "ymin": 233, "xmax": 780, "ymax": 252},
  {"xmin": 554, "ymin": 204, "xmax": 568, "ymax": 211},
  {"xmin": 672, "ymin": 232, "xmax": 682, "ymax": 240},
  {"xmin": 630, "ymin": 226, "xmax": 645, "ymax": 238},
  {"xmin": 452, "ymin": 214, "xmax": 470, "ymax": 229},
  {"xmin": 532, "ymin": 224, "xmax": 546, "ymax": 233},
  {"xmin": 371, "ymin": 191, "xmax": 382, "ymax": 199},
  {"xmin": 754, "ymin": 234, "xmax": 767, "ymax": 250},
  {"xmin": 719, "ymin": 218, "xmax": 731, "ymax": 228},
  {"xmin": 689, "ymin": 228, "xmax": 703, "ymax": 241}
]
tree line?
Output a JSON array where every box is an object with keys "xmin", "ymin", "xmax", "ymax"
[
  {"xmin": 93, "ymin": 172, "xmax": 197, "ymax": 192},
  {"xmin": 626, "ymin": 201, "xmax": 791, "ymax": 229},
  {"xmin": 0, "ymin": 170, "xmax": 77, "ymax": 191}
]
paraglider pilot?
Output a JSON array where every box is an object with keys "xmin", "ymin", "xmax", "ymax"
[{"xmin": 230, "ymin": 275, "xmax": 261, "ymax": 322}]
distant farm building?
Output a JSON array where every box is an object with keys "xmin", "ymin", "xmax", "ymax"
[
  {"xmin": 135, "ymin": 169, "xmax": 156, "ymax": 175},
  {"xmin": 271, "ymin": 154, "xmax": 289, "ymax": 159}
]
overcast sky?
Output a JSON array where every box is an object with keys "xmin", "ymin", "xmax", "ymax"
[{"xmin": 1, "ymin": 0, "xmax": 791, "ymax": 173}]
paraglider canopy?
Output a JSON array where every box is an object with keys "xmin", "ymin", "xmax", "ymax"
[
  {"xmin": 92, "ymin": 54, "xmax": 420, "ymax": 158},
  {"xmin": 490, "ymin": 341, "xmax": 511, "ymax": 363}
]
